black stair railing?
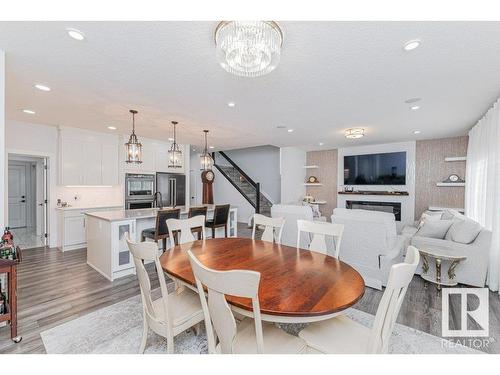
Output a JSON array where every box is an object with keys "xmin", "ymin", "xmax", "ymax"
[{"xmin": 212, "ymin": 151, "xmax": 260, "ymax": 213}]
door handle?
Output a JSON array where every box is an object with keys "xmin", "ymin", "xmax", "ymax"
[
  {"xmin": 38, "ymin": 203, "xmax": 44, "ymax": 206},
  {"xmin": 21, "ymin": 195, "xmax": 25, "ymax": 198},
  {"xmin": 20, "ymin": 200, "xmax": 26, "ymax": 203}
]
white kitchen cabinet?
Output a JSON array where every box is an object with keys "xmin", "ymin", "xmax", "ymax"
[
  {"xmin": 64, "ymin": 215, "xmax": 86, "ymax": 246},
  {"xmin": 155, "ymin": 149, "xmax": 169, "ymax": 173},
  {"xmin": 140, "ymin": 149, "xmax": 155, "ymax": 173},
  {"xmin": 59, "ymin": 128, "xmax": 119, "ymax": 186}
]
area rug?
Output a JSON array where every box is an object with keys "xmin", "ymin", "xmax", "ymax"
[{"xmin": 40, "ymin": 293, "xmax": 479, "ymax": 354}]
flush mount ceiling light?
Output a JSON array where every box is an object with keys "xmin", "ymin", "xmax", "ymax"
[
  {"xmin": 168, "ymin": 121, "xmax": 183, "ymax": 168},
  {"xmin": 22, "ymin": 109, "xmax": 35, "ymax": 114},
  {"xmin": 200, "ymin": 130, "xmax": 214, "ymax": 171},
  {"xmin": 66, "ymin": 28, "xmax": 86, "ymax": 41},
  {"xmin": 125, "ymin": 109, "xmax": 142, "ymax": 164},
  {"xmin": 227, "ymin": 102, "xmax": 236, "ymax": 107},
  {"xmin": 345, "ymin": 128, "xmax": 365, "ymax": 139},
  {"xmin": 34, "ymin": 84, "xmax": 51, "ymax": 92},
  {"xmin": 403, "ymin": 39, "xmax": 421, "ymax": 51},
  {"xmin": 215, "ymin": 21, "xmax": 283, "ymax": 78}
]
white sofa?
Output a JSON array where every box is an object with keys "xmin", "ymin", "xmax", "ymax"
[
  {"xmin": 402, "ymin": 212, "xmax": 492, "ymax": 287},
  {"xmin": 331, "ymin": 208, "xmax": 406, "ymax": 290},
  {"xmin": 271, "ymin": 204, "xmax": 328, "ymax": 249}
]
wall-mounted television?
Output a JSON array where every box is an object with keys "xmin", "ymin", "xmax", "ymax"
[{"xmin": 343, "ymin": 151, "xmax": 406, "ymax": 185}]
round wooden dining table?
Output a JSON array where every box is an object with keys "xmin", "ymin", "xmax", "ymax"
[{"xmin": 159, "ymin": 237, "xmax": 365, "ymax": 323}]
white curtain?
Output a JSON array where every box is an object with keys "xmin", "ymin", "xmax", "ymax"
[{"xmin": 465, "ymin": 98, "xmax": 500, "ymax": 292}]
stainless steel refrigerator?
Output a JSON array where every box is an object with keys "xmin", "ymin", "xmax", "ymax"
[{"xmin": 156, "ymin": 172, "xmax": 186, "ymax": 207}]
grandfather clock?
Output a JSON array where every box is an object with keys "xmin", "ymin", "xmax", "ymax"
[{"xmin": 201, "ymin": 170, "xmax": 215, "ymax": 204}]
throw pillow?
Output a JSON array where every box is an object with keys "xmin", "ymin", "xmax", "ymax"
[
  {"xmin": 447, "ymin": 218, "xmax": 482, "ymax": 244},
  {"xmin": 441, "ymin": 209, "xmax": 466, "ymax": 221},
  {"xmin": 417, "ymin": 211, "xmax": 443, "ymax": 229},
  {"xmin": 416, "ymin": 219, "xmax": 454, "ymax": 239}
]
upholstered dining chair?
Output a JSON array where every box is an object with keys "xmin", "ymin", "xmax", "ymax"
[
  {"xmin": 125, "ymin": 236, "xmax": 204, "ymax": 354},
  {"xmin": 296, "ymin": 219, "xmax": 344, "ymax": 258},
  {"xmin": 205, "ymin": 204, "xmax": 231, "ymax": 238},
  {"xmin": 298, "ymin": 246, "xmax": 420, "ymax": 354},
  {"xmin": 166, "ymin": 216, "xmax": 206, "ymax": 245},
  {"xmin": 188, "ymin": 206, "xmax": 208, "ymax": 240},
  {"xmin": 141, "ymin": 208, "xmax": 180, "ymax": 251},
  {"xmin": 187, "ymin": 250, "xmax": 307, "ymax": 354},
  {"xmin": 252, "ymin": 214, "xmax": 285, "ymax": 244}
]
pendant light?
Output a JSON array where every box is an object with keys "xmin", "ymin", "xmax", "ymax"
[
  {"xmin": 125, "ymin": 109, "xmax": 142, "ymax": 163},
  {"xmin": 168, "ymin": 121, "xmax": 183, "ymax": 168},
  {"xmin": 200, "ymin": 130, "xmax": 214, "ymax": 171}
]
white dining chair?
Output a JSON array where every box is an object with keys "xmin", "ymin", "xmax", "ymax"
[
  {"xmin": 187, "ymin": 250, "xmax": 307, "ymax": 354},
  {"xmin": 296, "ymin": 219, "xmax": 344, "ymax": 258},
  {"xmin": 252, "ymin": 214, "xmax": 285, "ymax": 244},
  {"xmin": 126, "ymin": 236, "xmax": 204, "ymax": 354},
  {"xmin": 298, "ymin": 246, "xmax": 420, "ymax": 354},
  {"xmin": 166, "ymin": 215, "xmax": 206, "ymax": 246}
]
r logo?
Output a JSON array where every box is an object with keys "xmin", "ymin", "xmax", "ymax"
[{"xmin": 442, "ymin": 288, "xmax": 489, "ymax": 337}]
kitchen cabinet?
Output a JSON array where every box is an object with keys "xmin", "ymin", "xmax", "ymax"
[
  {"xmin": 123, "ymin": 140, "xmax": 188, "ymax": 174},
  {"xmin": 59, "ymin": 128, "xmax": 120, "ymax": 186}
]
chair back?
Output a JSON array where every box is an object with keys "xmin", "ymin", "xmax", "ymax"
[
  {"xmin": 156, "ymin": 208, "xmax": 180, "ymax": 237},
  {"xmin": 252, "ymin": 214, "xmax": 285, "ymax": 243},
  {"xmin": 213, "ymin": 204, "xmax": 230, "ymax": 225},
  {"xmin": 296, "ymin": 219, "xmax": 344, "ymax": 258},
  {"xmin": 187, "ymin": 250, "xmax": 263, "ymax": 354},
  {"xmin": 188, "ymin": 206, "xmax": 208, "ymax": 219},
  {"xmin": 166, "ymin": 216, "xmax": 206, "ymax": 245},
  {"xmin": 367, "ymin": 246, "xmax": 420, "ymax": 353},
  {"xmin": 125, "ymin": 235, "xmax": 173, "ymax": 333}
]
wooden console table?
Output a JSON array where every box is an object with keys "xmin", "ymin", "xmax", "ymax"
[{"xmin": 0, "ymin": 247, "xmax": 22, "ymax": 343}]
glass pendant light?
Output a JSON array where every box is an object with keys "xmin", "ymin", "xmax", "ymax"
[
  {"xmin": 125, "ymin": 109, "xmax": 142, "ymax": 163},
  {"xmin": 200, "ymin": 130, "xmax": 214, "ymax": 171},
  {"xmin": 168, "ymin": 121, "xmax": 183, "ymax": 168}
]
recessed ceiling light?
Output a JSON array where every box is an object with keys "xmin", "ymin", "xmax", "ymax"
[
  {"xmin": 34, "ymin": 84, "xmax": 51, "ymax": 92},
  {"xmin": 319, "ymin": 142, "xmax": 324, "ymax": 146},
  {"xmin": 410, "ymin": 105, "xmax": 421, "ymax": 111},
  {"xmin": 413, "ymin": 130, "xmax": 421, "ymax": 134},
  {"xmin": 66, "ymin": 28, "xmax": 86, "ymax": 41},
  {"xmin": 168, "ymin": 137, "xmax": 174, "ymax": 141},
  {"xmin": 345, "ymin": 128, "xmax": 364, "ymax": 139},
  {"xmin": 107, "ymin": 126, "xmax": 117, "ymax": 130},
  {"xmin": 405, "ymin": 97, "xmax": 421, "ymax": 104},
  {"xmin": 209, "ymin": 146, "xmax": 215, "ymax": 149},
  {"xmin": 22, "ymin": 109, "xmax": 35, "ymax": 114},
  {"xmin": 288, "ymin": 129, "xmax": 294, "ymax": 133},
  {"xmin": 227, "ymin": 102, "xmax": 235, "ymax": 107},
  {"xmin": 403, "ymin": 39, "xmax": 421, "ymax": 51}
]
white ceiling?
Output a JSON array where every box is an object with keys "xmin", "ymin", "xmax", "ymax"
[{"xmin": 1, "ymin": 21, "xmax": 499, "ymax": 151}]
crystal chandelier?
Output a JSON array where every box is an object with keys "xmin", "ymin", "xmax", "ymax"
[
  {"xmin": 215, "ymin": 21, "xmax": 283, "ymax": 78},
  {"xmin": 168, "ymin": 121, "xmax": 183, "ymax": 168},
  {"xmin": 125, "ymin": 109, "xmax": 142, "ymax": 163},
  {"xmin": 200, "ymin": 130, "xmax": 214, "ymax": 171}
]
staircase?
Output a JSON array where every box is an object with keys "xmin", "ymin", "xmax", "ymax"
[{"xmin": 213, "ymin": 151, "xmax": 272, "ymax": 217}]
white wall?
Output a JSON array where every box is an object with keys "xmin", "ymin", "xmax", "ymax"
[
  {"xmin": 280, "ymin": 147, "xmax": 306, "ymax": 204},
  {"xmin": 223, "ymin": 145, "xmax": 281, "ymax": 203},
  {"xmin": 0, "ymin": 50, "xmax": 5, "ymax": 229}
]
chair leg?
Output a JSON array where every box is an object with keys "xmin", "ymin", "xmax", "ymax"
[
  {"xmin": 139, "ymin": 318, "xmax": 148, "ymax": 354},
  {"xmin": 212, "ymin": 227, "xmax": 215, "ymax": 239},
  {"xmin": 141, "ymin": 234, "xmax": 145, "ymax": 242},
  {"xmin": 224, "ymin": 225, "xmax": 228, "ymax": 238},
  {"xmin": 167, "ymin": 335, "xmax": 174, "ymax": 354},
  {"xmin": 162, "ymin": 238, "xmax": 167, "ymax": 251},
  {"xmin": 194, "ymin": 322, "xmax": 201, "ymax": 336}
]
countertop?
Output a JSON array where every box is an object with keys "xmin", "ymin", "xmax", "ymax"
[
  {"xmin": 56, "ymin": 205, "xmax": 123, "ymax": 211},
  {"xmin": 85, "ymin": 205, "xmax": 237, "ymax": 222}
]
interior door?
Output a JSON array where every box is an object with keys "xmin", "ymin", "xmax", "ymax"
[{"xmin": 8, "ymin": 164, "xmax": 27, "ymax": 228}]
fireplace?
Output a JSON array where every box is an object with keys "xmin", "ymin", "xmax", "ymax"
[{"xmin": 346, "ymin": 200, "xmax": 402, "ymax": 221}]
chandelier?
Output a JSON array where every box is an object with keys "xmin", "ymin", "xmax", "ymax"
[
  {"xmin": 168, "ymin": 121, "xmax": 183, "ymax": 168},
  {"xmin": 125, "ymin": 109, "xmax": 142, "ymax": 164},
  {"xmin": 345, "ymin": 128, "xmax": 365, "ymax": 139},
  {"xmin": 215, "ymin": 21, "xmax": 283, "ymax": 78},
  {"xmin": 200, "ymin": 130, "xmax": 214, "ymax": 171}
]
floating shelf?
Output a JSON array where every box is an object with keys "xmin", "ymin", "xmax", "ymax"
[
  {"xmin": 303, "ymin": 165, "xmax": 319, "ymax": 169},
  {"xmin": 445, "ymin": 157, "xmax": 467, "ymax": 162},
  {"xmin": 303, "ymin": 183, "xmax": 323, "ymax": 186},
  {"xmin": 436, "ymin": 182, "xmax": 465, "ymax": 187}
]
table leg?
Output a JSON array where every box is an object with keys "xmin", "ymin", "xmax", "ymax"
[
  {"xmin": 448, "ymin": 260, "xmax": 460, "ymax": 280},
  {"xmin": 422, "ymin": 254, "xmax": 429, "ymax": 274},
  {"xmin": 435, "ymin": 258, "xmax": 442, "ymax": 292},
  {"xmin": 9, "ymin": 265, "xmax": 18, "ymax": 339}
]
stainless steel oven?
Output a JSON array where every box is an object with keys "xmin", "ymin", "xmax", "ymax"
[{"xmin": 125, "ymin": 173, "xmax": 155, "ymax": 200}]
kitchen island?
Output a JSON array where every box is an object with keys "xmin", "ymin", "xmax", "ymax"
[{"xmin": 85, "ymin": 205, "xmax": 238, "ymax": 281}]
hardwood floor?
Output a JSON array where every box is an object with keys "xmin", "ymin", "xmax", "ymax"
[{"xmin": 0, "ymin": 224, "xmax": 498, "ymax": 353}]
